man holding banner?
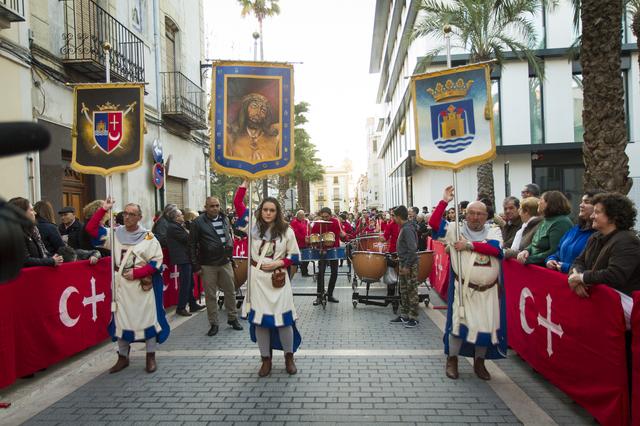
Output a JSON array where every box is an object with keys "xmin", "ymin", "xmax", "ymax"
[
  {"xmin": 429, "ymin": 186, "xmax": 506, "ymax": 381},
  {"xmin": 86, "ymin": 198, "xmax": 170, "ymax": 374}
]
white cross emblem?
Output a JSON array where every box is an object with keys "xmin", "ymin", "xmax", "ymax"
[
  {"xmin": 109, "ymin": 116, "xmax": 119, "ymax": 130},
  {"xmin": 82, "ymin": 276, "xmax": 105, "ymax": 322},
  {"xmin": 170, "ymin": 266, "xmax": 180, "ymax": 290},
  {"xmin": 519, "ymin": 288, "xmax": 564, "ymax": 357}
]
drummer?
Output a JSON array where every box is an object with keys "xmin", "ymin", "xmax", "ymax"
[
  {"xmin": 310, "ymin": 207, "xmax": 346, "ymax": 305},
  {"xmin": 290, "ymin": 210, "xmax": 311, "ymax": 277}
]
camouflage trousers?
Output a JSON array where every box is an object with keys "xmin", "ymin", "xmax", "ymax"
[{"xmin": 399, "ymin": 263, "xmax": 419, "ymax": 320}]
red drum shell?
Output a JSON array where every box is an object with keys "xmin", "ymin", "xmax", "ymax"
[{"xmin": 356, "ymin": 234, "xmax": 386, "ymax": 252}]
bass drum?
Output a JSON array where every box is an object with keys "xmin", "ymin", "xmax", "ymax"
[
  {"xmin": 417, "ymin": 250, "xmax": 434, "ymax": 282},
  {"xmin": 232, "ymin": 257, "xmax": 248, "ymax": 289},
  {"xmin": 356, "ymin": 234, "xmax": 385, "ymax": 252},
  {"xmin": 351, "ymin": 251, "xmax": 387, "ymax": 282}
]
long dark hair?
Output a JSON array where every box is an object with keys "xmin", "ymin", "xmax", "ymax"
[
  {"xmin": 256, "ymin": 197, "xmax": 288, "ymax": 240},
  {"xmin": 34, "ymin": 200, "xmax": 56, "ymax": 224}
]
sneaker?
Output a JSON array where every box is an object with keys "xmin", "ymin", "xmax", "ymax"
[
  {"xmin": 404, "ymin": 319, "xmax": 418, "ymax": 328},
  {"xmin": 313, "ymin": 297, "xmax": 322, "ymax": 306},
  {"xmin": 390, "ymin": 316, "xmax": 407, "ymax": 324},
  {"xmin": 227, "ymin": 319, "xmax": 244, "ymax": 330},
  {"xmin": 189, "ymin": 303, "xmax": 205, "ymax": 312},
  {"xmin": 176, "ymin": 308, "xmax": 192, "ymax": 317}
]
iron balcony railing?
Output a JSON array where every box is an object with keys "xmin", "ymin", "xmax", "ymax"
[
  {"xmin": 60, "ymin": 0, "xmax": 144, "ymax": 82},
  {"xmin": 0, "ymin": 0, "xmax": 25, "ymax": 23},
  {"xmin": 160, "ymin": 71, "xmax": 207, "ymax": 130}
]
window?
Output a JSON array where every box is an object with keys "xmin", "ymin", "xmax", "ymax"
[
  {"xmin": 333, "ymin": 188, "xmax": 339, "ymax": 199},
  {"xmin": 372, "ymin": 139, "xmax": 377, "ymax": 153},
  {"xmin": 572, "ymin": 74, "xmax": 584, "ymax": 142},
  {"xmin": 165, "ymin": 17, "xmax": 179, "ymax": 72},
  {"xmin": 334, "ymin": 203, "xmax": 340, "ymax": 213},
  {"xmin": 333, "ymin": 176, "xmax": 339, "ymax": 184},
  {"xmin": 491, "ymin": 79, "xmax": 502, "ymax": 146},
  {"xmin": 529, "ymin": 77, "xmax": 544, "ymax": 144}
]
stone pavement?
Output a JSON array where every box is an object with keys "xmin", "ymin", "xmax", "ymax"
[{"xmin": 4, "ymin": 266, "xmax": 595, "ymax": 425}]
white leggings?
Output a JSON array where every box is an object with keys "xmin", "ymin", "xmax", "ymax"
[
  {"xmin": 255, "ymin": 325, "xmax": 294, "ymax": 357},
  {"xmin": 117, "ymin": 338, "xmax": 156, "ymax": 356},
  {"xmin": 448, "ymin": 335, "xmax": 487, "ymax": 359}
]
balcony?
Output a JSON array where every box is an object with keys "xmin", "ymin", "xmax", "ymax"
[
  {"xmin": 161, "ymin": 71, "xmax": 207, "ymax": 130},
  {"xmin": 60, "ymin": 0, "xmax": 144, "ymax": 83},
  {"xmin": 0, "ymin": 0, "xmax": 25, "ymax": 28}
]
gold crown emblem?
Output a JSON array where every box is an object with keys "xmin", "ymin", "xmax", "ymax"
[
  {"xmin": 96, "ymin": 102, "xmax": 120, "ymax": 111},
  {"xmin": 427, "ymin": 78, "xmax": 474, "ymax": 102}
]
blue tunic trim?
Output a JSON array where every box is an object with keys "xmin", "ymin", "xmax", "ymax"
[
  {"xmin": 247, "ymin": 309, "xmax": 302, "ymax": 353},
  {"xmin": 442, "ymin": 263, "xmax": 508, "ymax": 360},
  {"xmin": 108, "ymin": 271, "xmax": 171, "ymax": 343}
]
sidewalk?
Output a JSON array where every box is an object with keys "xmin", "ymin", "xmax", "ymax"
[{"xmin": 2, "ymin": 267, "xmax": 594, "ymax": 425}]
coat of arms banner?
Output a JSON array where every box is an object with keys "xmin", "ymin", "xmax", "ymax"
[
  {"xmin": 72, "ymin": 83, "xmax": 145, "ymax": 176},
  {"xmin": 211, "ymin": 61, "xmax": 294, "ymax": 179},
  {"xmin": 411, "ymin": 63, "xmax": 495, "ymax": 170}
]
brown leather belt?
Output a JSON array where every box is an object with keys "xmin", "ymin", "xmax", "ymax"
[
  {"xmin": 466, "ymin": 281, "xmax": 497, "ymax": 292},
  {"xmin": 250, "ymin": 260, "xmax": 259, "ymax": 268}
]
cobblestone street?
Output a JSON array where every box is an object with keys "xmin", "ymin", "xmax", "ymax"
[{"xmin": 2, "ymin": 268, "xmax": 594, "ymax": 425}]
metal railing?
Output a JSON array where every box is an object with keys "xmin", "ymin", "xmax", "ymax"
[
  {"xmin": 0, "ymin": 0, "xmax": 25, "ymax": 22},
  {"xmin": 60, "ymin": 0, "xmax": 144, "ymax": 82},
  {"xmin": 160, "ymin": 71, "xmax": 207, "ymax": 129}
]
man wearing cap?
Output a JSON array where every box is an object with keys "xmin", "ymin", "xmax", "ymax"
[{"xmin": 59, "ymin": 206, "xmax": 83, "ymax": 249}]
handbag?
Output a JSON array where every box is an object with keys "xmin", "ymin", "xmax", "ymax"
[
  {"xmin": 271, "ymin": 269, "xmax": 286, "ymax": 288},
  {"xmin": 382, "ymin": 266, "xmax": 398, "ymax": 285}
]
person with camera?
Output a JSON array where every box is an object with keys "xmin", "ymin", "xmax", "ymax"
[
  {"xmin": 241, "ymin": 196, "xmax": 301, "ymax": 377},
  {"xmin": 85, "ymin": 197, "xmax": 170, "ymax": 374},
  {"xmin": 189, "ymin": 197, "xmax": 243, "ymax": 337}
]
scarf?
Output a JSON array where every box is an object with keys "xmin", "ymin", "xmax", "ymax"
[
  {"xmin": 460, "ymin": 221, "xmax": 490, "ymax": 242},
  {"xmin": 115, "ymin": 224, "xmax": 148, "ymax": 245}
]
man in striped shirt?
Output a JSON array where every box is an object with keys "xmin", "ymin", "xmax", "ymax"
[{"xmin": 190, "ymin": 197, "xmax": 243, "ymax": 336}]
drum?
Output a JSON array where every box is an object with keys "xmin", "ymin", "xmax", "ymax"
[
  {"xmin": 356, "ymin": 234, "xmax": 385, "ymax": 252},
  {"xmin": 351, "ymin": 251, "xmax": 387, "ymax": 282},
  {"xmin": 309, "ymin": 233, "xmax": 321, "ymax": 249},
  {"xmin": 300, "ymin": 248, "xmax": 321, "ymax": 262},
  {"xmin": 324, "ymin": 246, "xmax": 346, "ymax": 260},
  {"xmin": 232, "ymin": 257, "xmax": 248, "ymax": 289},
  {"xmin": 417, "ymin": 250, "xmax": 434, "ymax": 282},
  {"xmin": 322, "ymin": 232, "xmax": 335, "ymax": 248}
]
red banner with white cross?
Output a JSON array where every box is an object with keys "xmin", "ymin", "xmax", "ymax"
[
  {"xmin": 503, "ymin": 259, "xmax": 630, "ymax": 426},
  {"xmin": 428, "ymin": 240, "xmax": 449, "ymax": 301}
]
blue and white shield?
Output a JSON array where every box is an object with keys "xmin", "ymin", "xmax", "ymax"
[{"xmin": 429, "ymin": 99, "xmax": 475, "ymax": 154}]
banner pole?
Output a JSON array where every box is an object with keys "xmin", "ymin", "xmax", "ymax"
[
  {"xmin": 245, "ymin": 180, "xmax": 253, "ymax": 307},
  {"xmin": 445, "ymin": 26, "xmax": 464, "ymax": 316},
  {"xmin": 104, "ymin": 42, "xmax": 116, "ymax": 313}
]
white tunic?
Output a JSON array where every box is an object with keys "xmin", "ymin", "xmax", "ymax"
[
  {"xmin": 242, "ymin": 227, "xmax": 300, "ymax": 327},
  {"xmin": 444, "ymin": 222, "xmax": 503, "ymax": 345},
  {"xmin": 105, "ymin": 230, "xmax": 165, "ymax": 341}
]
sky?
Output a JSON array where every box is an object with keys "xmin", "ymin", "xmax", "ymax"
[{"xmin": 203, "ymin": 0, "xmax": 379, "ymax": 177}]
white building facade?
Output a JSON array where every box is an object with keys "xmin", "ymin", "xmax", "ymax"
[
  {"xmin": 364, "ymin": 116, "xmax": 385, "ymax": 210},
  {"xmin": 0, "ymin": 0, "xmax": 209, "ymax": 228},
  {"xmin": 309, "ymin": 161, "xmax": 353, "ymax": 214},
  {"xmin": 369, "ymin": 0, "xmax": 640, "ymax": 214}
]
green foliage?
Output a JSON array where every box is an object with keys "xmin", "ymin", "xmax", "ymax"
[
  {"xmin": 412, "ymin": 0, "xmax": 550, "ymax": 77},
  {"xmin": 209, "ymin": 173, "xmax": 242, "ymax": 210},
  {"xmin": 237, "ymin": 0, "xmax": 281, "ymax": 22},
  {"xmin": 289, "ymin": 102, "xmax": 324, "ymax": 183}
]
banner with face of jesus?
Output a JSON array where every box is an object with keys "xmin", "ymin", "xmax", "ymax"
[{"xmin": 210, "ymin": 61, "xmax": 295, "ymax": 179}]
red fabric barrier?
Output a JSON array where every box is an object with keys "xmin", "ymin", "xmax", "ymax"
[
  {"xmin": 428, "ymin": 240, "xmax": 449, "ymax": 301},
  {"xmin": 504, "ymin": 260, "xmax": 630, "ymax": 426},
  {"xmin": 0, "ymin": 259, "xmax": 112, "ymax": 389},
  {"xmin": 632, "ymin": 292, "xmax": 640, "ymax": 426},
  {"xmin": 160, "ymin": 249, "xmax": 179, "ymax": 308}
]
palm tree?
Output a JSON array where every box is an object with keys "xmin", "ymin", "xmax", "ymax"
[
  {"xmin": 288, "ymin": 102, "xmax": 324, "ymax": 211},
  {"xmin": 577, "ymin": 0, "xmax": 631, "ymax": 193},
  {"xmin": 237, "ymin": 0, "xmax": 281, "ymax": 60},
  {"xmin": 412, "ymin": 0, "xmax": 548, "ymax": 207}
]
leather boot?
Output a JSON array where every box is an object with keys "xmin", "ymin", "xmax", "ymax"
[
  {"xmin": 445, "ymin": 356, "xmax": 459, "ymax": 379},
  {"xmin": 474, "ymin": 357, "xmax": 491, "ymax": 380},
  {"xmin": 145, "ymin": 352, "xmax": 157, "ymax": 373},
  {"xmin": 109, "ymin": 354, "xmax": 129, "ymax": 374},
  {"xmin": 258, "ymin": 357, "xmax": 272, "ymax": 377},
  {"xmin": 285, "ymin": 352, "xmax": 297, "ymax": 375}
]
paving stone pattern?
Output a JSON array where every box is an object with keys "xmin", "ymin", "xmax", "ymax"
[{"xmin": 24, "ymin": 267, "xmax": 594, "ymax": 425}]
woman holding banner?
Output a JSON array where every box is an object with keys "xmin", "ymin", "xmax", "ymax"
[{"xmin": 241, "ymin": 195, "xmax": 301, "ymax": 377}]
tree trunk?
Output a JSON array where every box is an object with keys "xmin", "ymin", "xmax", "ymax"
[
  {"xmin": 297, "ymin": 177, "xmax": 310, "ymax": 212},
  {"xmin": 581, "ymin": 0, "xmax": 631, "ymax": 194},
  {"xmin": 278, "ymin": 175, "xmax": 289, "ymax": 209},
  {"xmin": 476, "ymin": 162, "xmax": 495, "ymax": 209},
  {"xmin": 259, "ymin": 18, "xmax": 264, "ymax": 60}
]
